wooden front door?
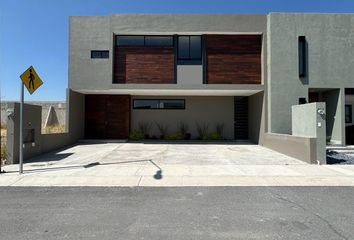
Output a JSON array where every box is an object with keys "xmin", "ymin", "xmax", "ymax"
[{"xmin": 85, "ymin": 95, "xmax": 131, "ymax": 139}]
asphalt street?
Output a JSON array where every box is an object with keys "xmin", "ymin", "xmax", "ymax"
[{"xmin": 0, "ymin": 187, "xmax": 353, "ymax": 240}]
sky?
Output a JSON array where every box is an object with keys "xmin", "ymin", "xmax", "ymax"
[{"xmin": 1, "ymin": 0, "xmax": 354, "ymax": 101}]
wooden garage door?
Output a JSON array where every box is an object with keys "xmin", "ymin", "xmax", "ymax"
[{"xmin": 85, "ymin": 95, "xmax": 131, "ymax": 139}]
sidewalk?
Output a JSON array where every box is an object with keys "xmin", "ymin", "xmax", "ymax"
[{"xmin": 1, "ymin": 163, "xmax": 354, "ymax": 187}]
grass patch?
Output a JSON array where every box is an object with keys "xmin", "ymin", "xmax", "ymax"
[{"xmin": 42, "ymin": 124, "xmax": 66, "ymax": 134}]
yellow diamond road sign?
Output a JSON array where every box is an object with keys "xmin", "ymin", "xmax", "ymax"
[{"xmin": 20, "ymin": 66, "xmax": 43, "ymax": 94}]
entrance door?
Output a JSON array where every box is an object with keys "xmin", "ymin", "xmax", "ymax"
[
  {"xmin": 234, "ymin": 97, "xmax": 248, "ymax": 140},
  {"xmin": 85, "ymin": 95, "xmax": 131, "ymax": 139}
]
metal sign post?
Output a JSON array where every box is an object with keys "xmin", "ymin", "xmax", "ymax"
[
  {"xmin": 18, "ymin": 66, "xmax": 43, "ymax": 174},
  {"xmin": 19, "ymin": 83, "xmax": 24, "ymax": 174}
]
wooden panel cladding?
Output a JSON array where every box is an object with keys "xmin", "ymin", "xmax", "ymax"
[
  {"xmin": 85, "ymin": 95, "xmax": 131, "ymax": 139},
  {"xmin": 114, "ymin": 47, "xmax": 174, "ymax": 84},
  {"xmin": 206, "ymin": 35, "xmax": 262, "ymax": 84}
]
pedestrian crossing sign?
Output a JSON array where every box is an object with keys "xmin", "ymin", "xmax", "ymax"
[{"xmin": 20, "ymin": 66, "xmax": 43, "ymax": 94}]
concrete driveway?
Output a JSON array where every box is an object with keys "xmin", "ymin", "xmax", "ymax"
[{"xmin": 2, "ymin": 142, "xmax": 354, "ymax": 186}]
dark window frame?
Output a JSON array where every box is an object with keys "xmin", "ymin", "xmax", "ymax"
[
  {"xmin": 133, "ymin": 99, "xmax": 185, "ymax": 110},
  {"xmin": 91, "ymin": 50, "xmax": 109, "ymax": 59},
  {"xmin": 345, "ymin": 104, "xmax": 353, "ymax": 123},
  {"xmin": 177, "ymin": 35, "xmax": 202, "ymax": 64},
  {"xmin": 116, "ymin": 35, "xmax": 174, "ymax": 47}
]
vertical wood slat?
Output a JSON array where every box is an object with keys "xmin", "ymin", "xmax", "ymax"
[{"xmin": 85, "ymin": 95, "xmax": 131, "ymax": 139}]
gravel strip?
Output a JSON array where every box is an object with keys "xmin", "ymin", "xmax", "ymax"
[{"xmin": 327, "ymin": 150, "xmax": 354, "ymax": 165}]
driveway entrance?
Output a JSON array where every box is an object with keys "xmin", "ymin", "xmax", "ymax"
[{"xmin": 3, "ymin": 142, "xmax": 354, "ymax": 187}]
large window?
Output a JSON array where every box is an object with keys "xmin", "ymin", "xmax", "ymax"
[
  {"xmin": 116, "ymin": 35, "xmax": 173, "ymax": 47},
  {"xmin": 346, "ymin": 105, "xmax": 353, "ymax": 123},
  {"xmin": 133, "ymin": 99, "xmax": 185, "ymax": 109},
  {"xmin": 91, "ymin": 50, "xmax": 109, "ymax": 59},
  {"xmin": 178, "ymin": 36, "xmax": 202, "ymax": 64}
]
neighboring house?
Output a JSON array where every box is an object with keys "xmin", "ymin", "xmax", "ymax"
[{"xmin": 68, "ymin": 13, "xmax": 354, "ymax": 145}]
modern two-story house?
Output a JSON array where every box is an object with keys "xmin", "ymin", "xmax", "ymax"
[
  {"xmin": 68, "ymin": 13, "xmax": 354, "ymax": 146},
  {"xmin": 5, "ymin": 13, "xmax": 354, "ymax": 165}
]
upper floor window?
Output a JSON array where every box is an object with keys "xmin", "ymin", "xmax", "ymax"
[
  {"xmin": 91, "ymin": 50, "xmax": 109, "ymax": 59},
  {"xmin": 178, "ymin": 36, "xmax": 202, "ymax": 64},
  {"xmin": 116, "ymin": 35, "xmax": 173, "ymax": 47}
]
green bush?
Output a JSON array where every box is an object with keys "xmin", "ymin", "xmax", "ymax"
[
  {"xmin": 129, "ymin": 130, "xmax": 145, "ymax": 140},
  {"xmin": 156, "ymin": 122, "xmax": 168, "ymax": 139},
  {"xmin": 206, "ymin": 132, "xmax": 221, "ymax": 140},
  {"xmin": 196, "ymin": 122, "xmax": 209, "ymax": 140},
  {"xmin": 138, "ymin": 122, "xmax": 151, "ymax": 137},
  {"xmin": 178, "ymin": 122, "xmax": 188, "ymax": 136},
  {"xmin": 165, "ymin": 133, "xmax": 184, "ymax": 140}
]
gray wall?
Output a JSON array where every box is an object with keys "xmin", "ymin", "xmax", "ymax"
[
  {"xmin": 1, "ymin": 102, "xmax": 66, "ymax": 128},
  {"xmin": 131, "ymin": 96, "xmax": 234, "ymax": 139},
  {"xmin": 292, "ymin": 102, "xmax": 326, "ymax": 164},
  {"xmin": 69, "ymin": 14, "xmax": 267, "ymax": 91},
  {"xmin": 267, "ymin": 14, "xmax": 354, "ymax": 138},
  {"xmin": 248, "ymin": 92, "xmax": 265, "ymax": 144},
  {"xmin": 322, "ymin": 89, "xmax": 345, "ymax": 144},
  {"xmin": 66, "ymin": 89, "xmax": 85, "ymax": 141},
  {"xmin": 6, "ymin": 103, "xmax": 42, "ymax": 164},
  {"xmin": 263, "ymin": 133, "xmax": 316, "ymax": 164},
  {"xmin": 5, "ymin": 89, "xmax": 85, "ymax": 164}
]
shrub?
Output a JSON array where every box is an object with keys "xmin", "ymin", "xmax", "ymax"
[
  {"xmin": 196, "ymin": 122, "xmax": 209, "ymax": 140},
  {"xmin": 1, "ymin": 143, "xmax": 6, "ymax": 161},
  {"xmin": 165, "ymin": 133, "xmax": 184, "ymax": 140},
  {"xmin": 129, "ymin": 130, "xmax": 144, "ymax": 140},
  {"xmin": 177, "ymin": 122, "xmax": 189, "ymax": 136},
  {"xmin": 156, "ymin": 122, "xmax": 168, "ymax": 139},
  {"xmin": 206, "ymin": 132, "xmax": 221, "ymax": 140},
  {"xmin": 215, "ymin": 123, "xmax": 225, "ymax": 139},
  {"xmin": 138, "ymin": 122, "xmax": 151, "ymax": 138}
]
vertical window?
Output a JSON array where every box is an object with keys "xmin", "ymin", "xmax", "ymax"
[
  {"xmin": 178, "ymin": 36, "xmax": 202, "ymax": 63},
  {"xmin": 346, "ymin": 105, "xmax": 352, "ymax": 123},
  {"xmin": 298, "ymin": 36, "xmax": 306, "ymax": 78},
  {"xmin": 91, "ymin": 50, "xmax": 109, "ymax": 59},
  {"xmin": 178, "ymin": 36, "xmax": 190, "ymax": 59}
]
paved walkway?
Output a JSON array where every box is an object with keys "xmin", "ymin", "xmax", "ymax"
[{"xmin": 1, "ymin": 142, "xmax": 354, "ymax": 186}]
